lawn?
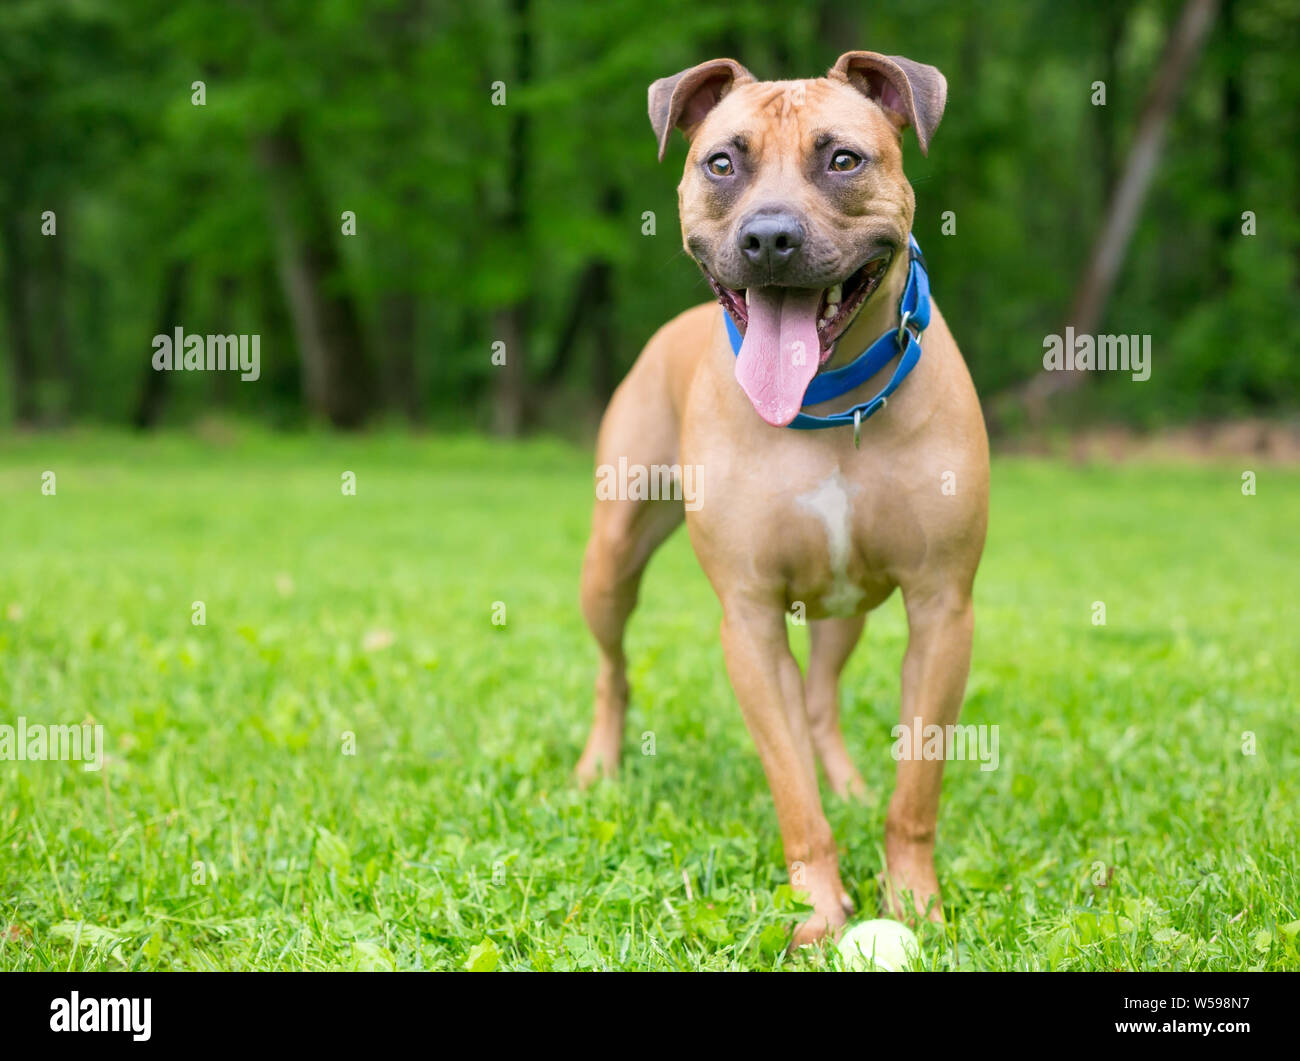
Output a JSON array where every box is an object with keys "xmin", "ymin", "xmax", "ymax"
[{"xmin": 0, "ymin": 429, "xmax": 1296, "ymax": 971}]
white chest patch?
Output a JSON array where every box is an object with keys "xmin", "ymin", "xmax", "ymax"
[{"xmin": 795, "ymin": 470, "xmax": 864, "ymax": 617}]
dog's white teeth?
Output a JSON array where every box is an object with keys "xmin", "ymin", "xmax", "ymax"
[
  {"xmin": 744, "ymin": 290, "xmax": 750, "ymax": 307},
  {"xmin": 828, "ymin": 283, "xmax": 842, "ymax": 305},
  {"xmin": 821, "ymin": 304, "xmax": 838, "ymax": 327}
]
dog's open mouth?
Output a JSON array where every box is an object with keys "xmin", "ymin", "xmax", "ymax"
[
  {"xmin": 707, "ymin": 253, "xmax": 892, "ymax": 358},
  {"xmin": 704, "ymin": 252, "xmax": 892, "ymax": 427}
]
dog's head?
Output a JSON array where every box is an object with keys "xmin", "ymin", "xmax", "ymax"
[{"xmin": 649, "ymin": 52, "xmax": 945, "ymax": 426}]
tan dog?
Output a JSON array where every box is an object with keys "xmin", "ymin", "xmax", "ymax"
[{"xmin": 576, "ymin": 52, "xmax": 988, "ymax": 947}]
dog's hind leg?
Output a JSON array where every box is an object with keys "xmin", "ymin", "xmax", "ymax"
[
  {"xmin": 576, "ymin": 348, "xmax": 686, "ymax": 785},
  {"xmin": 806, "ymin": 615, "xmax": 867, "ymax": 800},
  {"xmin": 576, "ymin": 497, "xmax": 681, "ymax": 783}
]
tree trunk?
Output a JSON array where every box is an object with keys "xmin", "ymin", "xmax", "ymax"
[
  {"xmin": 210, "ymin": 274, "xmax": 239, "ymax": 408},
  {"xmin": 490, "ymin": 306, "xmax": 527, "ymax": 436},
  {"xmin": 44, "ymin": 214, "xmax": 75, "ymax": 422},
  {"xmin": 258, "ymin": 121, "xmax": 375, "ymax": 429},
  {"xmin": 1215, "ymin": 0, "xmax": 1241, "ymax": 291},
  {"xmin": 2, "ymin": 211, "xmax": 37, "ymax": 427},
  {"xmin": 132, "ymin": 261, "xmax": 188, "ymax": 430},
  {"xmin": 1016, "ymin": 0, "xmax": 1219, "ymax": 422},
  {"xmin": 383, "ymin": 291, "xmax": 424, "ymax": 425},
  {"xmin": 1095, "ymin": 0, "xmax": 1126, "ymax": 201},
  {"xmin": 489, "ymin": 0, "xmax": 532, "ymax": 437},
  {"xmin": 540, "ymin": 187, "xmax": 622, "ymax": 408},
  {"xmin": 589, "ymin": 261, "xmax": 616, "ymax": 405},
  {"xmin": 540, "ymin": 261, "xmax": 604, "ymax": 388}
]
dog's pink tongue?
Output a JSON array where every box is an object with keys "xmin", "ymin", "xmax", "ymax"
[{"xmin": 734, "ymin": 286, "xmax": 823, "ymax": 426}]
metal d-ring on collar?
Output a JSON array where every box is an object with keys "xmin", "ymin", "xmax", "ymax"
[{"xmin": 724, "ymin": 234, "xmax": 931, "ymax": 445}]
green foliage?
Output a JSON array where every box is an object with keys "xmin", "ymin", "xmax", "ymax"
[{"xmin": 0, "ymin": 0, "xmax": 1298, "ymax": 425}]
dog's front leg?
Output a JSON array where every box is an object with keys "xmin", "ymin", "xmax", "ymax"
[
  {"xmin": 720, "ymin": 599, "xmax": 852, "ymax": 948},
  {"xmin": 883, "ymin": 583, "xmax": 975, "ymax": 923}
]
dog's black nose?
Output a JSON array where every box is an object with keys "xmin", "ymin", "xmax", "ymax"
[{"xmin": 738, "ymin": 212, "xmax": 804, "ymax": 269}]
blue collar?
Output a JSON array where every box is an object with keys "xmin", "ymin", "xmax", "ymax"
[{"xmin": 724, "ymin": 234, "xmax": 930, "ymax": 440}]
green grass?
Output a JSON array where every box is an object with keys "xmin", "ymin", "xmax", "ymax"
[{"xmin": 0, "ymin": 429, "xmax": 1297, "ymax": 971}]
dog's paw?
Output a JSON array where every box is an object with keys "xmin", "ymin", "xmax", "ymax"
[
  {"xmin": 787, "ymin": 907, "xmax": 849, "ymax": 952},
  {"xmin": 877, "ymin": 867, "xmax": 944, "ymax": 925},
  {"xmin": 573, "ymin": 752, "xmax": 619, "ymax": 788}
]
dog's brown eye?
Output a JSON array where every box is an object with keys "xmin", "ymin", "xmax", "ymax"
[
  {"xmin": 706, "ymin": 154, "xmax": 734, "ymax": 177},
  {"xmin": 830, "ymin": 150, "xmax": 862, "ymax": 172}
]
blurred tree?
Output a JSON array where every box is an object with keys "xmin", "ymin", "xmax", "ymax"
[
  {"xmin": 1019, "ymin": 0, "xmax": 1220, "ymax": 422},
  {"xmin": 0, "ymin": 0, "xmax": 1295, "ymax": 433},
  {"xmin": 259, "ymin": 120, "xmax": 375, "ymax": 428},
  {"xmin": 489, "ymin": 0, "xmax": 534, "ymax": 436}
]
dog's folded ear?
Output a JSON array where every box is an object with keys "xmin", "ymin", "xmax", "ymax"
[
  {"xmin": 649, "ymin": 58, "xmax": 754, "ymax": 162},
  {"xmin": 828, "ymin": 52, "xmax": 947, "ymax": 155}
]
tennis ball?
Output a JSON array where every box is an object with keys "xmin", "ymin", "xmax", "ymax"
[{"xmin": 837, "ymin": 919, "xmax": 920, "ymax": 971}]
